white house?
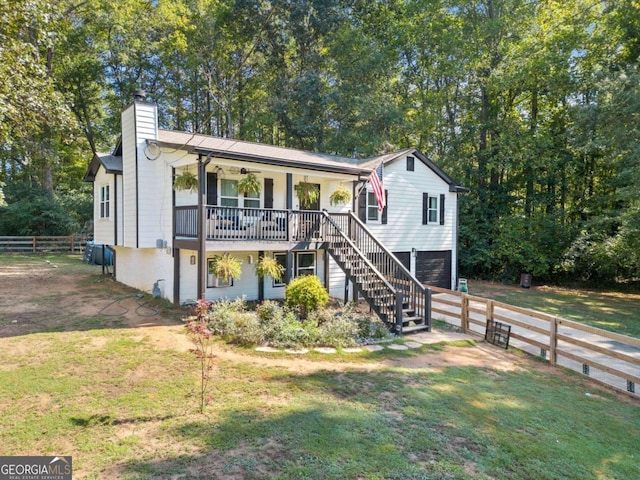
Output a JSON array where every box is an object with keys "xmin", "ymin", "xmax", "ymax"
[{"xmin": 84, "ymin": 95, "xmax": 467, "ymax": 333}]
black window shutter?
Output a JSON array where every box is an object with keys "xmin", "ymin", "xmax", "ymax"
[
  {"xmin": 381, "ymin": 190, "xmax": 388, "ymax": 224},
  {"xmin": 440, "ymin": 194, "xmax": 445, "ymax": 225},
  {"xmin": 264, "ymin": 178, "xmax": 274, "ymax": 209},
  {"xmin": 422, "ymin": 192, "xmax": 429, "ymax": 225},
  {"xmin": 358, "ymin": 188, "xmax": 367, "ymax": 223},
  {"xmin": 206, "ymin": 172, "xmax": 217, "ymax": 205}
]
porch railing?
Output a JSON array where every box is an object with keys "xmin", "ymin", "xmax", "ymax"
[{"xmin": 174, "ymin": 205, "xmax": 324, "ymax": 242}]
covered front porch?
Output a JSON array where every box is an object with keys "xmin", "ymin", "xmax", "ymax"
[{"xmin": 174, "ymin": 205, "xmax": 350, "ymax": 244}]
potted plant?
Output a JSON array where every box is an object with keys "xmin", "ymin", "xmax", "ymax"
[
  {"xmin": 294, "ymin": 181, "xmax": 320, "ymax": 208},
  {"xmin": 237, "ymin": 173, "xmax": 261, "ymax": 196},
  {"xmin": 208, "ymin": 252, "xmax": 242, "ymax": 282},
  {"xmin": 173, "ymin": 171, "xmax": 198, "ymax": 192},
  {"xmin": 254, "ymin": 255, "xmax": 285, "ymax": 283},
  {"xmin": 329, "ymin": 185, "xmax": 352, "ymax": 206}
]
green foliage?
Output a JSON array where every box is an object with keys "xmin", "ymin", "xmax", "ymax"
[
  {"xmin": 0, "ymin": 184, "xmax": 80, "ymax": 235},
  {"xmin": 208, "ymin": 252, "xmax": 242, "ymax": 282},
  {"xmin": 285, "ymin": 275, "xmax": 329, "ymax": 317},
  {"xmin": 173, "ymin": 171, "xmax": 198, "ymax": 191},
  {"xmin": 294, "ymin": 182, "xmax": 320, "ymax": 209},
  {"xmin": 254, "ymin": 256, "xmax": 285, "ymax": 282},
  {"xmin": 203, "ymin": 299, "xmax": 387, "ymax": 349},
  {"xmin": 237, "ymin": 173, "xmax": 261, "ymax": 195},
  {"xmin": 329, "ymin": 184, "xmax": 352, "ymax": 206}
]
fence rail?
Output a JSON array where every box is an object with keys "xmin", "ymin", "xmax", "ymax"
[
  {"xmin": 0, "ymin": 235, "xmax": 89, "ymax": 253},
  {"xmin": 428, "ymin": 285, "xmax": 640, "ymax": 399}
]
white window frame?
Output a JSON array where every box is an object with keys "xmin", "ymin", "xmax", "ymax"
[
  {"xmin": 428, "ymin": 196, "xmax": 439, "ymax": 224},
  {"xmin": 367, "ymin": 191, "xmax": 379, "ymax": 222},
  {"xmin": 296, "ymin": 252, "xmax": 316, "ymax": 277},
  {"xmin": 243, "ymin": 190, "xmax": 260, "ymax": 209},
  {"xmin": 273, "ymin": 252, "xmax": 287, "ymax": 287},
  {"xmin": 220, "ymin": 179, "xmax": 239, "ymax": 207},
  {"xmin": 99, "ymin": 184, "xmax": 110, "ymax": 219},
  {"xmin": 207, "ymin": 258, "xmax": 233, "ymax": 288}
]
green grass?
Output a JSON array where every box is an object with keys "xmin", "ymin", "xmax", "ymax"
[
  {"xmin": 0, "ymin": 327, "xmax": 638, "ymax": 479},
  {"xmin": 468, "ymin": 280, "xmax": 640, "ymax": 338},
  {"xmin": 1, "ymin": 254, "xmax": 639, "ymax": 479}
]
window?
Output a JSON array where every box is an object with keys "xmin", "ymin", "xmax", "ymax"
[
  {"xmin": 220, "ymin": 179, "xmax": 238, "ymax": 207},
  {"xmin": 428, "ymin": 196, "xmax": 438, "ymax": 223},
  {"xmin": 243, "ymin": 190, "xmax": 260, "ymax": 209},
  {"xmin": 100, "ymin": 185, "xmax": 110, "ymax": 218},
  {"xmin": 207, "ymin": 258, "xmax": 233, "ymax": 288},
  {"xmin": 367, "ymin": 191, "xmax": 379, "ymax": 222},
  {"xmin": 296, "ymin": 252, "xmax": 316, "ymax": 277},
  {"xmin": 407, "ymin": 156, "xmax": 415, "ymax": 171},
  {"xmin": 423, "ymin": 193, "xmax": 440, "ymax": 224},
  {"xmin": 273, "ymin": 252, "xmax": 287, "ymax": 287}
]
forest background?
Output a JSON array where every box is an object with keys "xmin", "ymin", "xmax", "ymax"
[{"xmin": 1, "ymin": 0, "xmax": 639, "ymax": 285}]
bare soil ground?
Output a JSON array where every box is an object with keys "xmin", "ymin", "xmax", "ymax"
[{"xmin": 0, "ymin": 256, "xmax": 530, "ymax": 374}]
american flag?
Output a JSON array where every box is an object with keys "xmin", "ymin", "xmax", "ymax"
[{"xmin": 368, "ymin": 161, "xmax": 385, "ymax": 213}]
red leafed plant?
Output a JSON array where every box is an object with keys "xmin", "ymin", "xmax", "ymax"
[{"xmin": 185, "ymin": 299, "xmax": 216, "ymax": 414}]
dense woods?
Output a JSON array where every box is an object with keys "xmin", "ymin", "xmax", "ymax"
[{"xmin": 1, "ymin": 0, "xmax": 638, "ymax": 284}]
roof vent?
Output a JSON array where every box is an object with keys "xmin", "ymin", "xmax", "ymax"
[{"xmin": 133, "ymin": 89, "xmax": 146, "ymax": 102}]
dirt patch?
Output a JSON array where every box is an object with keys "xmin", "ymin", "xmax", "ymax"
[{"xmin": 0, "ymin": 256, "xmax": 537, "ymax": 375}]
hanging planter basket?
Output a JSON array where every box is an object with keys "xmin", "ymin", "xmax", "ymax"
[
  {"xmin": 294, "ymin": 181, "xmax": 320, "ymax": 209},
  {"xmin": 254, "ymin": 255, "xmax": 285, "ymax": 282},
  {"xmin": 173, "ymin": 171, "xmax": 198, "ymax": 192},
  {"xmin": 237, "ymin": 173, "xmax": 262, "ymax": 196},
  {"xmin": 329, "ymin": 185, "xmax": 352, "ymax": 206},
  {"xmin": 208, "ymin": 252, "xmax": 243, "ymax": 282}
]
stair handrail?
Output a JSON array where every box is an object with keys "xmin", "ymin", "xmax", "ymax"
[
  {"xmin": 322, "ymin": 212, "xmax": 397, "ymax": 295},
  {"xmin": 345, "ymin": 211, "xmax": 428, "ymax": 295}
]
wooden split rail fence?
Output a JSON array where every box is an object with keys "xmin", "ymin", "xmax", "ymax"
[
  {"xmin": 0, "ymin": 235, "xmax": 89, "ymax": 254},
  {"xmin": 428, "ymin": 286, "xmax": 640, "ymax": 399}
]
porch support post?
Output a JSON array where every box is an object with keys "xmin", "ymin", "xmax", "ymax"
[
  {"xmin": 344, "ymin": 275, "xmax": 350, "ymax": 304},
  {"xmin": 286, "ymin": 173, "xmax": 293, "ymax": 210},
  {"xmin": 197, "ymin": 154, "xmax": 212, "ymax": 300},
  {"xmin": 323, "ymin": 249, "xmax": 329, "ymax": 291},
  {"xmin": 173, "ymin": 248, "xmax": 180, "ymax": 305},
  {"xmin": 285, "ymin": 250, "xmax": 293, "ymax": 284},
  {"xmin": 258, "ymin": 250, "xmax": 265, "ymax": 302}
]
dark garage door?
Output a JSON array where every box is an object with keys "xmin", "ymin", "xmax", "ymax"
[
  {"xmin": 416, "ymin": 250, "xmax": 452, "ymax": 289},
  {"xmin": 393, "ymin": 251, "xmax": 411, "ymax": 271}
]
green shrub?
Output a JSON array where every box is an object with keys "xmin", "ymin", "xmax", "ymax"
[
  {"xmin": 205, "ymin": 298, "xmax": 246, "ymax": 336},
  {"xmin": 316, "ymin": 314, "xmax": 359, "ymax": 348},
  {"xmin": 226, "ymin": 312, "xmax": 264, "ymax": 346},
  {"xmin": 255, "ymin": 300, "xmax": 285, "ymax": 326},
  {"xmin": 285, "ymin": 275, "xmax": 329, "ymax": 317}
]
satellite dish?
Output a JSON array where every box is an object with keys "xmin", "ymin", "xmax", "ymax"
[{"xmin": 144, "ymin": 142, "xmax": 161, "ymax": 161}]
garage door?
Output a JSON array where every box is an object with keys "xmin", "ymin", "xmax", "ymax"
[
  {"xmin": 392, "ymin": 251, "xmax": 411, "ymax": 271},
  {"xmin": 416, "ymin": 250, "xmax": 452, "ymax": 289}
]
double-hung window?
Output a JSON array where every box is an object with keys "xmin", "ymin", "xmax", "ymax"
[
  {"xmin": 422, "ymin": 193, "xmax": 445, "ymax": 225},
  {"xmin": 296, "ymin": 252, "xmax": 316, "ymax": 277},
  {"xmin": 207, "ymin": 258, "xmax": 233, "ymax": 288},
  {"xmin": 273, "ymin": 252, "xmax": 287, "ymax": 287},
  {"xmin": 367, "ymin": 191, "xmax": 379, "ymax": 222},
  {"xmin": 428, "ymin": 196, "xmax": 438, "ymax": 223},
  {"xmin": 243, "ymin": 190, "xmax": 260, "ymax": 208},
  {"xmin": 220, "ymin": 179, "xmax": 238, "ymax": 207},
  {"xmin": 100, "ymin": 185, "xmax": 110, "ymax": 218}
]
